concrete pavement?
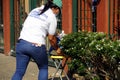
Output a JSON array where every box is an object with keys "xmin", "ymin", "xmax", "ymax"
[{"xmin": 0, "ymin": 53, "xmax": 64, "ymax": 80}]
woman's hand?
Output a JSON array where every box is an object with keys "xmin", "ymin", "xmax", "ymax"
[
  {"xmin": 56, "ymin": 48, "xmax": 64, "ymax": 55},
  {"xmin": 56, "ymin": 48, "xmax": 61, "ymax": 54},
  {"xmin": 48, "ymin": 34, "xmax": 58, "ymax": 50}
]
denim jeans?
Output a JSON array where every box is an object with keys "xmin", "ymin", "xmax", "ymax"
[{"xmin": 11, "ymin": 39, "xmax": 48, "ymax": 80}]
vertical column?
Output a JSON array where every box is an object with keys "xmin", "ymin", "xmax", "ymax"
[
  {"xmin": 72, "ymin": 0, "xmax": 78, "ymax": 32},
  {"xmin": 25, "ymin": 0, "xmax": 29, "ymax": 13},
  {"xmin": 3, "ymin": 0, "xmax": 10, "ymax": 55},
  {"xmin": 61, "ymin": 0, "xmax": 73, "ymax": 74},
  {"xmin": 109, "ymin": 0, "xmax": 114, "ymax": 38},
  {"xmin": 78, "ymin": 0, "xmax": 80, "ymax": 31},
  {"xmin": 29, "ymin": 0, "xmax": 37, "ymax": 11},
  {"xmin": 113, "ymin": 0, "xmax": 119, "ymax": 39},
  {"xmin": 10, "ymin": 0, "xmax": 15, "ymax": 51},
  {"xmin": 62, "ymin": 0, "xmax": 72, "ymax": 34},
  {"xmin": 97, "ymin": 0, "xmax": 109, "ymax": 33}
]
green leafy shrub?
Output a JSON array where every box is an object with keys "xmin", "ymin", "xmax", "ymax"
[{"xmin": 59, "ymin": 31, "xmax": 120, "ymax": 80}]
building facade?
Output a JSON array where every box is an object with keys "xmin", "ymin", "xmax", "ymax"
[
  {"xmin": 0, "ymin": 0, "xmax": 120, "ymax": 55},
  {"xmin": 0, "ymin": 0, "xmax": 46, "ymax": 54}
]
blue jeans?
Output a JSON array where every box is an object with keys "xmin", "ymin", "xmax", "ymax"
[{"xmin": 11, "ymin": 39, "xmax": 48, "ymax": 80}]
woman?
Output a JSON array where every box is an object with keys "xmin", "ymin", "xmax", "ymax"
[{"xmin": 11, "ymin": 0, "xmax": 62, "ymax": 80}]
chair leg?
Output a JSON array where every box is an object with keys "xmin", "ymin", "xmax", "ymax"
[
  {"xmin": 51, "ymin": 58, "xmax": 70, "ymax": 80},
  {"xmin": 51, "ymin": 60, "xmax": 63, "ymax": 80}
]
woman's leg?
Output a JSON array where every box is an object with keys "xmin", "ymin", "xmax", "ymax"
[
  {"xmin": 11, "ymin": 41, "xmax": 30, "ymax": 80},
  {"xmin": 12, "ymin": 54, "xmax": 30, "ymax": 80},
  {"xmin": 12, "ymin": 39, "xmax": 48, "ymax": 80},
  {"xmin": 30, "ymin": 45, "xmax": 48, "ymax": 80}
]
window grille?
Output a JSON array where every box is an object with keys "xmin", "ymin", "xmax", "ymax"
[
  {"xmin": 113, "ymin": 0, "xmax": 120, "ymax": 39},
  {"xmin": 73, "ymin": 0, "xmax": 98, "ymax": 32}
]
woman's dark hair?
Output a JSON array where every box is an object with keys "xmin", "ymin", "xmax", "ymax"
[{"xmin": 40, "ymin": 0, "xmax": 60, "ymax": 15}]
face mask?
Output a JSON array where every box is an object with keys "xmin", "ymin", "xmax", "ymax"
[
  {"xmin": 55, "ymin": 13, "xmax": 59, "ymax": 17},
  {"xmin": 55, "ymin": 9, "xmax": 61, "ymax": 17}
]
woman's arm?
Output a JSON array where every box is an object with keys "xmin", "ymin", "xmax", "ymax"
[{"xmin": 48, "ymin": 34, "xmax": 58, "ymax": 50}]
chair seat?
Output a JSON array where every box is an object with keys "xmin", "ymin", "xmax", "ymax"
[{"xmin": 50, "ymin": 55, "xmax": 64, "ymax": 59}]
